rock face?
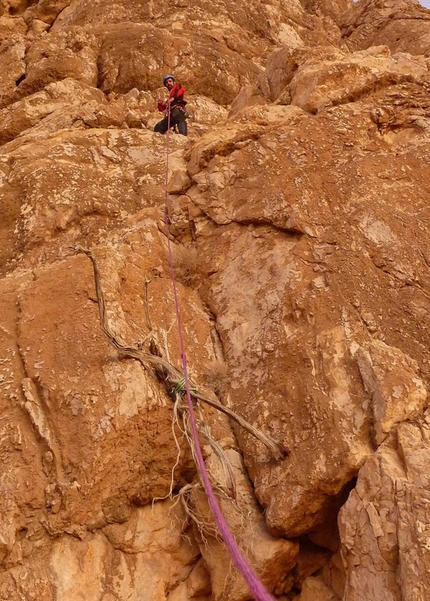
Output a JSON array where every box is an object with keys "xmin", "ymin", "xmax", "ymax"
[
  {"xmin": 339, "ymin": 412, "xmax": 430, "ymax": 601},
  {"xmin": 0, "ymin": 0, "xmax": 429, "ymax": 600}
]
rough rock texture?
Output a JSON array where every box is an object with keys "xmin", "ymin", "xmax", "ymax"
[
  {"xmin": 339, "ymin": 411, "xmax": 430, "ymax": 601},
  {"xmin": 0, "ymin": 0, "xmax": 430, "ymax": 600},
  {"xmin": 341, "ymin": 0, "xmax": 430, "ymax": 55}
]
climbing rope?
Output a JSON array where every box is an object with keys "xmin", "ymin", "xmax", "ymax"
[
  {"xmin": 162, "ymin": 107, "xmax": 276, "ymax": 601},
  {"xmin": 396, "ymin": 55, "xmax": 428, "ymax": 70}
]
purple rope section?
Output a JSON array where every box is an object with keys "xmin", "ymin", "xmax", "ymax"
[{"xmin": 162, "ymin": 107, "xmax": 275, "ymax": 601}]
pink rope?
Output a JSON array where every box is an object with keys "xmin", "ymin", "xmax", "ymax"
[{"xmin": 163, "ymin": 107, "xmax": 275, "ymax": 601}]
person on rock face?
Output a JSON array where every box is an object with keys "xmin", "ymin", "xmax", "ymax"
[{"xmin": 154, "ymin": 75, "xmax": 188, "ymax": 136}]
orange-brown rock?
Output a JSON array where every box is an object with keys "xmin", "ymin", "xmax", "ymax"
[
  {"xmin": 0, "ymin": 0, "xmax": 430, "ymax": 599},
  {"xmin": 341, "ymin": 0, "xmax": 430, "ymax": 56},
  {"xmin": 339, "ymin": 411, "xmax": 430, "ymax": 600}
]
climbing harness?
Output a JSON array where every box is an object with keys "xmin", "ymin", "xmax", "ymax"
[{"xmin": 162, "ymin": 106, "xmax": 276, "ymax": 601}]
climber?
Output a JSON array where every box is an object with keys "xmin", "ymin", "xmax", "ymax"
[{"xmin": 154, "ymin": 74, "xmax": 188, "ymax": 136}]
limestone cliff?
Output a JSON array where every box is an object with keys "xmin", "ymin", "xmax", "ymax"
[{"xmin": 0, "ymin": 0, "xmax": 429, "ymax": 599}]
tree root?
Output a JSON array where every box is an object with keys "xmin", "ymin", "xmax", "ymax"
[{"xmin": 73, "ymin": 245, "xmax": 289, "ymax": 460}]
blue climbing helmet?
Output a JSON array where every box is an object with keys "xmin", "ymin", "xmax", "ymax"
[{"xmin": 162, "ymin": 74, "xmax": 175, "ymax": 87}]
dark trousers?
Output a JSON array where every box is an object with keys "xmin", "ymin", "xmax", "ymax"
[{"xmin": 154, "ymin": 108, "xmax": 187, "ymax": 136}]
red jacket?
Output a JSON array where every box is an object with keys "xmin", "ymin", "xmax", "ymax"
[{"xmin": 158, "ymin": 84, "xmax": 186, "ymax": 112}]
